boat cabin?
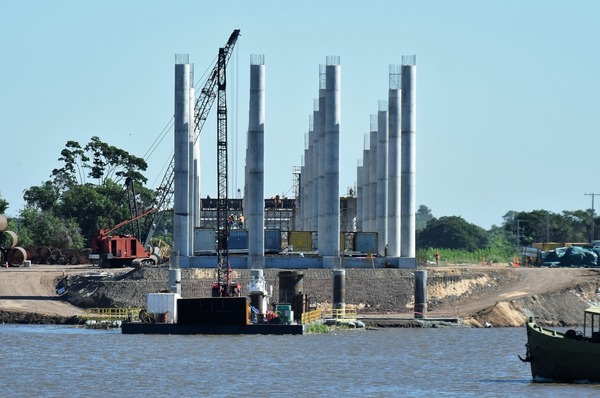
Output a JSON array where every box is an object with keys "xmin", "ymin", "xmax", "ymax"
[{"xmin": 583, "ymin": 306, "xmax": 600, "ymax": 342}]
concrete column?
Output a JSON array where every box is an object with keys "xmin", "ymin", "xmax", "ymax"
[
  {"xmin": 317, "ymin": 65, "xmax": 326, "ymax": 254},
  {"xmin": 361, "ymin": 139, "xmax": 370, "ymax": 233},
  {"xmin": 368, "ymin": 117, "xmax": 377, "ymax": 234},
  {"xmin": 376, "ymin": 102, "xmax": 388, "ymax": 256},
  {"xmin": 189, "ymin": 84, "xmax": 200, "ymax": 256},
  {"xmin": 332, "ymin": 269, "xmax": 346, "ymax": 310},
  {"xmin": 247, "ymin": 55, "xmax": 265, "ymax": 269},
  {"xmin": 387, "ymin": 65, "xmax": 401, "ymax": 258},
  {"xmin": 310, "ymin": 100, "xmax": 320, "ymax": 233},
  {"xmin": 322, "ymin": 58, "xmax": 341, "ymax": 260},
  {"xmin": 414, "ymin": 270, "xmax": 427, "ymax": 318},
  {"xmin": 401, "ymin": 59, "xmax": 416, "ymax": 258},
  {"xmin": 300, "ymin": 159, "xmax": 307, "ymax": 230},
  {"xmin": 174, "ymin": 55, "xmax": 190, "ymax": 259},
  {"xmin": 356, "ymin": 161, "xmax": 363, "ymax": 232}
]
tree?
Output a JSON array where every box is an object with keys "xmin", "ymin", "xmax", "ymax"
[
  {"xmin": 52, "ymin": 136, "xmax": 149, "ymax": 186},
  {"xmin": 416, "ymin": 205, "xmax": 435, "ymax": 231},
  {"xmin": 417, "ymin": 216, "xmax": 488, "ymax": 251},
  {"xmin": 0, "ymin": 191, "xmax": 8, "ymax": 213},
  {"xmin": 17, "ymin": 208, "xmax": 84, "ymax": 249},
  {"xmin": 21, "ymin": 137, "xmax": 154, "ymax": 247},
  {"xmin": 503, "ymin": 209, "xmax": 593, "ymax": 245},
  {"xmin": 23, "ymin": 181, "xmax": 60, "ymax": 212}
]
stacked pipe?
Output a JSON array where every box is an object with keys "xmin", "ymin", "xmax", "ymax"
[{"xmin": 0, "ymin": 213, "xmax": 28, "ymax": 267}]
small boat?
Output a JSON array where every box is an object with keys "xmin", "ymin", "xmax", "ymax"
[{"xmin": 521, "ymin": 306, "xmax": 600, "ymax": 382}]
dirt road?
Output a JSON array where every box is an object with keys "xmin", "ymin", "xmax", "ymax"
[
  {"xmin": 432, "ymin": 266, "xmax": 600, "ymax": 317},
  {"xmin": 0, "ymin": 264, "xmax": 96, "ymax": 317}
]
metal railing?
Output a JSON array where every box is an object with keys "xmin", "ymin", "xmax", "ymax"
[
  {"xmin": 81, "ymin": 308, "xmax": 142, "ymax": 321},
  {"xmin": 321, "ymin": 308, "xmax": 357, "ymax": 321},
  {"xmin": 301, "ymin": 309, "xmax": 322, "ymax": 324}
]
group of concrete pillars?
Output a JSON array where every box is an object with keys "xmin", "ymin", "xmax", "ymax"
[
  {"xmin": 173, "ymin": 54, "xmax": 416, "ymax": 269},
  {"xmin": 298, "ymin": 58, "xmax": 342, "ymax": 263},
  {"xmin": 173, "ymin": 55, "xmax": 200, "ymax": 266},
  {"xmin": 356, "ymin": 60, "xmax": 416, "ymax": 259}
]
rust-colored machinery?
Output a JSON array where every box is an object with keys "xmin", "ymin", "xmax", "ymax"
[{"xmin": 90, "ymin": 207, "xmax": 159, "ymax": 268}]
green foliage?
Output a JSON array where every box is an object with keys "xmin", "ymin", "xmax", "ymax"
[
  {"xmin": 52, "ymin": 136, "xmax": 148, "ymax": 186},
  {"xmin": 417, "ymin": 216, "xmax": 488, "ymax": 251},
  {"xmin": 416, "ymin": 205, "xmax": 434, "ymax": 231},
  {"xmin": 0, "ymin": 191, "xmax": 8, "ymax": 213},
  {"xmin": 417, "ymin": 248, "xmax": 515, "ymax": 265},
  {"xmin": 16, "ymin": 208, "xmax": 84, "ymax": 249},
  {"xmin": 20, "ymin": 137, "xmax": 154, "ymax": 247},
  {"xmin": 306, "ymin": 323, "xmax": 329, "ymax": 334},
  {"xmin": 503, "ymin": 209, "xmax": 597, "ymax": 245}
]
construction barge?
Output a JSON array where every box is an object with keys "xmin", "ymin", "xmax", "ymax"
[{"xmin": 121, "ymin": 269, "xmax": 309, "ymax": 335}]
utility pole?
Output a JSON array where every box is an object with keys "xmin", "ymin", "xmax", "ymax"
[
  {"xmin": 514, "ymin": 219, "xmax": 526, "ymax": 255},
  {"xmin": 585, "ymin": 193, "xmax": 600, "ymax": 242}
]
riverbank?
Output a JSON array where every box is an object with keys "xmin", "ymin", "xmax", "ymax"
[{"xmin": 1, "ymin": 263, "xmax": 599, "ymax": 327}]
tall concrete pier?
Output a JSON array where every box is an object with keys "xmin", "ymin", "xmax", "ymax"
[
  {"xmin": 189, "ymin": 83, "xmax": 200, "ymax": 256},
  {"xmin": 368, "ymin": 115, "xmax": 378, "ymax": 234},
  {"xmin": 401, "ymin": 57, "xmax": 416, "ymax": 258},
  {"xmin": 321, "ymin": 57, "xmax": 341, "ymax": 266},
  {"xmin": 376, "ymin": 101, "xmax": 388, "ymax": 256},
  {"xmin": 174, "ymin": 54, "xmax": 191, "ymax": 260},
  {"xmin": 356, "ymin": 159, "xmax": 364, "ymax": 232},
  {"xmin": 310, "ymin": 99, "xmax": 320, "ymax": 233},
  {"xmin": 246, "ymin": 55, "xmax": 266, "ymax": 269},
  {"xmin": 387, "ymin": 65, "xmax": 401, "ymax": 258},
  {"xmin": 317, "ymin": 65, "xmax": 326, "ymax": 252}
]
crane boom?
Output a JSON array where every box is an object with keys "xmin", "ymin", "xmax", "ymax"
[{"xmin": 143, "ymin": 29, "xmax": 241, "ymax": 247}]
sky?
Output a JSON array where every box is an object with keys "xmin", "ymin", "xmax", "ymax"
[{"xmin": 1, "ymin": 1, "xmax": 599, "ymax": 229}]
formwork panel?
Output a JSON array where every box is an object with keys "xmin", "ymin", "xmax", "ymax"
[
  {"xmin": 265, "ymin": 229, "xmax": 282, "ymax": 253},
  {"xmin": 288, "ymin": 231, "xmax": 312, "ymax": 252},
  {"xmin": 355, "ymin": 232, "xmax": 378, "ymax": 254}
]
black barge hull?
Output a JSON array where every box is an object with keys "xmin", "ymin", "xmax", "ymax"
[{"xmin": 122, "ymin": 322, "xmax": 305, "ymax": 335}]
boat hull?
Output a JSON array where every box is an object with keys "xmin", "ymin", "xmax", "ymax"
[{"xmin": 526, "ymin": 320, "xmax": 600, "ymax": 382}]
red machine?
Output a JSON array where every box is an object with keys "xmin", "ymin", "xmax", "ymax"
[{"xmin": 90, "ymin": 208, "xmax": 158, "ymax": 268}]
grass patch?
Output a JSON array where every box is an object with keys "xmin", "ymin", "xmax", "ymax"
[{"xmin": 306, "ymin": 323, "xmax": 329, "ymax": 334}]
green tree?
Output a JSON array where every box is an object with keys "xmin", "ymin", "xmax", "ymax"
[
  {"xmin": 0, "ymin": 191, "xmax": 8, "ymax": 213},
  {"xmin": 23, "ymin": 181, "xmax": 60, "ymax": 212},
  {"xmin": 18, "ymin": 208, "xmax": 84, "ymax": 249},
  {"xmin": 417, "ymin": 216, "xmax": 488, "ymax": 251},
  {"xmin": 416, "ymin": 205, "xmax": 435, "ymax": 231},
  {"xmin": 22, "ymin": 137, "xmax": 154, "ymax": 247}
]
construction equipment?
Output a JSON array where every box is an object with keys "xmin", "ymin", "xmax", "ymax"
[
  {"xmin": 141, "ymin": 29, "xmax": 241, "ymax": 248},
  {"xmin": 90, "ymin": 207, "xmax": 160, "ymax": 268},
  {"xmin": 212, "ymin": 41, "xmax": 241, "ymax": 297}
]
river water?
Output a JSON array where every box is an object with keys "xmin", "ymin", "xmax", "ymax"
[{"xmin": 1, "ymin": 325, "xmax": 599, "ymax": 397}]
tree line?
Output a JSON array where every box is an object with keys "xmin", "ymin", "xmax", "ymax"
[{"xmin": 1, "ymin": 138, "xmax": 597, "ymax": 254}]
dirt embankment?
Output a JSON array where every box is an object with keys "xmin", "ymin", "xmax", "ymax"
[{"xmin": 2, "ymin": 264, "xmax": 600, "ymax": 327}]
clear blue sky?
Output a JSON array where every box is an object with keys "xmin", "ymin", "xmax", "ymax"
[{"xmin": 1, "ymin": 1, "xmax": 599, "ymax": 229}]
